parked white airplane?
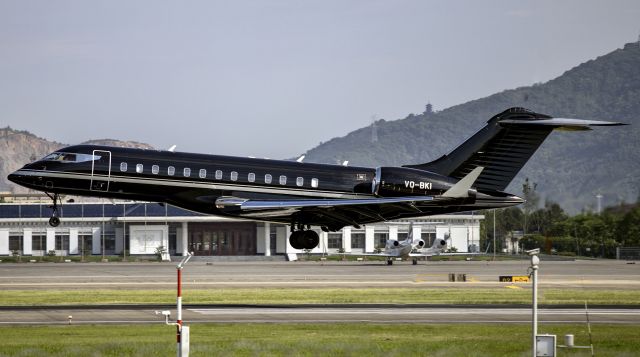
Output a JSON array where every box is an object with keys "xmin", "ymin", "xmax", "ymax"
[{"xmin": 339, "ymin": 223, "xmax": 448, "ymax": 265}]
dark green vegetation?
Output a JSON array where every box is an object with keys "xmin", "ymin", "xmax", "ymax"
[
  {"xmin": 2, "ymin": 288, "xmax": 639, "ymax": 306},
  {"xmin": 305, "ymin": 42, "xmax": 640, "ymax": 213},
  {"xmin": 480, "ymin": 190, "xmax": 640, "ymax": 258},
  {"xmin": 1, "ymin": 323, "xmax": 639, "ymax": 356}
]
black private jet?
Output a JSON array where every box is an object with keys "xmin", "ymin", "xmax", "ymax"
[{"xmin": 9, "ymin": 108, "xmax": 624, "ymax": 250}]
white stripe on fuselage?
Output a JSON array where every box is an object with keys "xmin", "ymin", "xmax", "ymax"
[{"xmin": 14, "ymin": 169, "xmax": 371, "ymax": 200}]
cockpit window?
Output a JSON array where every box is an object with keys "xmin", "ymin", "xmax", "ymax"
[{"xmin": 42, "ymin": 152, "xmax": 101, "ymax": 163}]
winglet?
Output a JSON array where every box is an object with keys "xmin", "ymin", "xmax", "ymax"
[{"xmin": 442, "ymin": 166, "xmax": 484, "ymax": 198}]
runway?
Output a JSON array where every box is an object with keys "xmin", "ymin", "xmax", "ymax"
[
  {"xmin": 1, "ymin": 305, "xmax": 639, "ymax": 325},
  {"xmin": 1, "ymin": 260, "xmax": 638, "ymax": 289}
]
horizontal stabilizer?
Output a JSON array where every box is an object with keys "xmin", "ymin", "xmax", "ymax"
[
  {"xmin": 499, "ymin": 117, "xmax": 627, "ymax": 128},
  {"xmin": 404, "ymin": 108, "xmax": 627, "ymax": 192},
  {"xmin": 442, "ymin": 166, "xmax": 483, "ymax": 198}
]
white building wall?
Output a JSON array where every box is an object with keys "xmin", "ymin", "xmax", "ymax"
[
  {"xmin": 46, "ymin": 228, "xmax": 55, "ymax": 253},
  {"xmin": 23, "ymin": 229, "xmax": 33, "ymax": 255},
  {"xmin": 319, "ymin": 231, "xmax": 329, "ymax": 254},
  {"xmin": 178, "ymin": 222, "xmax": 188, "ymax": 256},
  {"xmin": 69, "ymin": 228, "xmax": 79, "ymax": 255},
  {"xmin": 412, "ymin": 225, "xmax": 421, "ymax": 242},
  {"xmin": 388, "ymin": 225, "xmax": 398, "ymax": 242},
  {"xmin": 92, "ymin": 227, "xmax": 101, "ymax": 255},
  {"xmin": 129, "ymin": 225, "xmax": 168, "ymax": 255},
  {"xmin": 365, "ymin": 226, "xmax": 375, "ymax": 252},
  {"xmin": 342, "ymin": 227, "xmax": 351, "ymax": 253},
  {"xmin": 0, "ymin": 229, "xmax": 8, "ymax": 255}
]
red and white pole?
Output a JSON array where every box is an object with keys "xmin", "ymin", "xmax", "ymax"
[
  {"xmin": 176, "ymin": 252, "xmax": 192, "ymax": 357},
  {"xmin": 177, "ymin": 267, "xmax": 183, "ymax": 346}
]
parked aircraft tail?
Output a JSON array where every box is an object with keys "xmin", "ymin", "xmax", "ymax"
[{"xmin": 404, "ymin": 107, "xmax": 625, "ymax": 192}]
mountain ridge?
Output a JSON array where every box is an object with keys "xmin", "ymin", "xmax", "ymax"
[
  {"xmin": 304, "ymin": 42, "xmax": 640, "ymax": 212},
  {"xmin": 0, "ymin": 127, "xmax": 153, "ymax": 193}
]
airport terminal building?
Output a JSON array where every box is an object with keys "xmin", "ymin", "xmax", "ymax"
[{"xmin": 0, "ymin": 200, "xmax": 483, "ymax": 258}]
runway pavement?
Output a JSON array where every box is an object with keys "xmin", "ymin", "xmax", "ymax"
[
  {"xmin": 0, "ymin": 260, "xmax": 638, "ymax": 289},
  {"xmin": 1, "ymin": 305, "xmax": 639, "ymax": 325},
  {"xmin": 1, "ymin": 260, "xmax": 638, "ymax": 326}
]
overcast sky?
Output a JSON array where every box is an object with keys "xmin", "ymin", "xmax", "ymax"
[{"xmin": 1, "ymin": 1, "xmax": 639, "ymax": 159}]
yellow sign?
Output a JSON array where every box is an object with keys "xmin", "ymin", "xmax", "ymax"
[{"xmin": 499, "ymin": 275, "xmax": 530, "ymax": 283}]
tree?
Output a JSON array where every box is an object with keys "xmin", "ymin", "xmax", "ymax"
[{"xmin": 522, "ymin": 178, "xmax": 539, "ymax": 235}]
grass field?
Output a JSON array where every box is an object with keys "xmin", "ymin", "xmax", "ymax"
[
  {"xmin": 1, "ymin": 287, "xmax": 639, "ymax": 306},
  {"xmin": 1, "ymin": 323, "xmax": 638, "ymax": 356}
]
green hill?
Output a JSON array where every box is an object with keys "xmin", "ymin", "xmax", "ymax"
[{"xmin": 304, "ymin": 42, "xmax": 640, "ymax": 213}]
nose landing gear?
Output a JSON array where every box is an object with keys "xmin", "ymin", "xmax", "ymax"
[{"xmin": 46, "ymin": 193, "xmax": 61, "ymax": 227}]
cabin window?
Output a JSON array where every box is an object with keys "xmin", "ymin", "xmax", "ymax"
[
  {"xmin": 43, "ymin": 152, "xmax": 100, "ymax": 163},
  {"xmin": 199, "ymin": 169, "xmax": 207, "ymax": 179},
  {"xmin": 168, "ymin": 166, "xmax": 175, "ymax": 176},
  {"xmin": 215, "ymin": 170, "xmax": 223, "ymax": 180},
  {"xmin": 279, "ymin": 175, "xmax": 287, "ymax": 185},
  {"xmin": 152, "ymin": 165, "xmax": 159, "ymax": 175},
  {"xmin": 120, "ymin": 162, "xmax": 128, "ymax": 172},
  {"xmin": 230, "ymin": 171, "xmax": 238, "ymax": 181},
  {"xmin": 296, "ymin": 177, "xmax": 304, "ymax": 187},
  {"xmin": 311, "ymin": 178, "xmax": 319, "ymax": 188},
  {"xmin": 248, "ymin": 173, "xmax": 255, "ymax": 182},
  {"xmin": 136, "ymin": 164, "xmax": 143, "ymax": 174},
  {"xmin": 356, "ymin": 173, "xmax": 367, "ymax": 181},
  {"xmin": 183, "ymin": 168, "xmax": 191, "ymax": 177},
  {"xmin": 265, "ymin": 174, "xmax": 272, "ymax": 184}
]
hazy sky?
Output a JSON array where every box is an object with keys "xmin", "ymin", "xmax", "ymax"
[{"xmin": 1, "ymin": 1, "xmax": 639, "ymax": 159}]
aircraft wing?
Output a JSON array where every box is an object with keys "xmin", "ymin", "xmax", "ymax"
[
  {"xmin": 216, "ymin": 195, "xmax": 442, "ymax": 210},
  {"xmin": 215, "ymin": 167, "xmax": 483, "ymax": 229},
  {"xmin": 215, "ymin": 194, "xmax": 467, "ymax": 229},
  {"xmin": 335, "ymin": 252, "xmax": 402, "ymax": 258}
]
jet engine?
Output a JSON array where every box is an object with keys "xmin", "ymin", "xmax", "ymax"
[
  {"xmin": 371, "ymin": 167, "xmax": 454, "ymax": 197},
  {"xmin": 385, "ymin": 240, "xmax": 400, "ymax": 249},
  {"xmin": 434, "ymin": 238, "xmax": 447, "ymax": 250}
]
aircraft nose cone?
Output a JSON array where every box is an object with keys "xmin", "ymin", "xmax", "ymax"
[{"xmin": 8, "ymin": 171, "xmax": 20, "ymax": 184}]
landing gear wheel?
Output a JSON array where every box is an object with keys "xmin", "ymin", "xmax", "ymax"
[
  {"xmin": 289, "ymin": 231, "xmax": 305, "ymax": 250},
  {"xmin": 387, "ymin": 259, "xmax": 393, "ymax": 266},
  {"xmin": 46, "ymin": 193, "xmax": 62, "ymax": 227},
  {"xmin": 49, "ymin": 216, "xmax": 60, "ymax": 227},
  {"xmin": 412, "ymin": 258, "xmax": 418, "ymax": 265},
  {"xmin": 288, "ymin": 229, "xmax": 320, "ymax": 250}
]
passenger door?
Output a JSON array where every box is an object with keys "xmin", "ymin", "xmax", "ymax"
[{"xmin": 90, "ymin": 150, "xmax": 112, "ymax": 192}]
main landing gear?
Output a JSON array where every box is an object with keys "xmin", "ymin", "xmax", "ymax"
[
  {"xmin": 289, "ymin": 224, "xmax": 320, "ymax": 250},
  {"xmin": 46, "ymin": 193, "xmax": 61, "ymax": 227}
]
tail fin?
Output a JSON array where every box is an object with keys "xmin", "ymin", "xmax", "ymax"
[
  {"xmin": 404, "ymin": 107, "xmax": 625, "ymax": 192},
  {"xmin": 406, "ymin": 222, "xmax": 414, "ymax": 243}
]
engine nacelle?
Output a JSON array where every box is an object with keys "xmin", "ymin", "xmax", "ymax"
[
  {"xmin": 433, "ymin": 238, "xmax": 447, "ymax": 250},
  {"xmin": 416, "ymin": 240, "xmax": 425, "ymax": 248},
  {"xmin": 372, "ymin": 167, "xmax": 456, "ymax": 197},
  {"xmin": 386, "ymin": 240, "xmax": 400, "ymax": 249}
]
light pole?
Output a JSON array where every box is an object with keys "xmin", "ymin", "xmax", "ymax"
[
  {"xmin": 528, "ymin": 248, "xmax": 540, "ymax": 357},
  {"xmin": 493, "ymin": 209, "xmax": 496, "ymax": 261},
  {"xmin": 157, "ymin": 251, "xmax": 193, "ymax": 357}
]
